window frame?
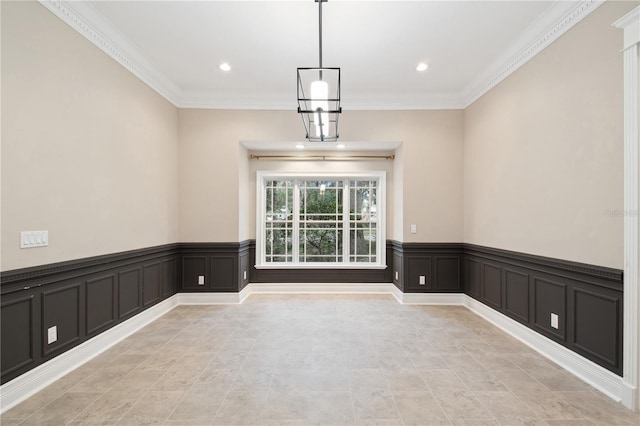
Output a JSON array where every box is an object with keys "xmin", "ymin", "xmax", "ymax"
[{"xmin": 256, "ymin": 171, "xmax": 386, "ymax": 269}]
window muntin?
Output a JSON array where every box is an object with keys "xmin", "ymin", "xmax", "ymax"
[
  {"xmin": 350, "ymin": 179, "xmax": 378, "ymax": 263},
  {"xmin": 264, "ymin": 180, "xmax": 294, "ymax": 263},
  {"xmin": 257, "ymin": 172, "xmax": 385, "ymax": 268}
]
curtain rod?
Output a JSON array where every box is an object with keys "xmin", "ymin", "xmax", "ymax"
[{"xmin": 249, "ymin": 154, "xmax": 395, "ymax": 161}]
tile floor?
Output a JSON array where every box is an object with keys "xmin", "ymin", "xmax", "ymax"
[{"xmin": 2, "ymin": 294, "xmax": 639, "ymax": 425}]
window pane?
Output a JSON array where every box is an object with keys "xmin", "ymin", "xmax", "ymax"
[
  {"xmin": 264, "ymin": 221, "xmax": 292, "ymax": 263},
  {"xmin": 300, "ymin": 226, "xmax": 340, "ymax": 262},
  {"xmin": 300, "ymin": 180, "xmax": 342, "ymax": 221}
]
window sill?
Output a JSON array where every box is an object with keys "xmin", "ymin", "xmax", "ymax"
[{"xmin": 255, "ymin": 264, "xmax": 387, "ymax": 270}]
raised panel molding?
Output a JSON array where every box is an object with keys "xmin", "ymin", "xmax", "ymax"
[
  {"xmin": 392, "ymin": 242, "xmax": 463, "ymax": 293},
  {"xmin": 533, "ymin": 278, "xmax": 567, "ymax": 340},
  {"xmin": 0, "ymin": 241, "xmax": 624, "ymax": 384},
  {"xmin": 143, "ymin": 262, "xmax": 162, "ymax": 307},
  {"xmin": 1, "ymin": 296, "xmax": 35, "ymax": 378},
  {"xmin": 162, "ymin": 258, "xmax": 177, "ymax": 297},
  {"xmin": 504, "ymin": 268, "xmax": 530, "ymax": 323},
  {"xmin": 464, "ymin": 244, "xmax": 622, "ymax": 376},
  {"xmin": 464, "ymin": 258, "xmax": 481, "ymax": 298},
  {"xmin": 210, "ymin": 257, "xmax": 236, "ymax": 292},
  {"xmin": 85, "ymin": 275, "xmax": 116, "ymax": 336},
  {"xmin": 1, "ymin": 244, "xmax": 178, "ymax": 385},
  {"xmin": 482, "ymin": 263, "xmax": 502, "ymax": 309},
  {"xmin": 405, "ymin": 256, "xmax": 431, "ymax": 292},
  {"xmin": 181, "ymin": 256, "xmax": 208, "ymax": 290},
  {"xmin": 41, "ymin": 283, "xmax": 81, "ymax": 356},
  {"xmin": 573, "ymin": 288, "xmax": 620, "ymax": 369},
  {"xmin": 435, "ymin": 256, "xmax": 461, "ymax": 290},
  {"xmin": 393, "ymin": 252, "xmax": 403, "ymax": 291},
  {"xmin": 118, "ymin": 268, "xmax": 141, "ymax": 320}
]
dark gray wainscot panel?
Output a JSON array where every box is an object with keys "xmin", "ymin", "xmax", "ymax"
[
  {"xmin": 391, "ymin": 242, "xmax": 463, "ymax": 293},
  {"xmin": 249, "ymin": 241, "xmax": 394, "ymax": 284},
  {"xmin": 463, "ymin": 244, "xmax": 623, "ymax": 376},
  {"xmin": 179, "ymin": 242, "xmax": 251, "ymax": 292},
  {"xmin": 0, "ymin": 244, "xmax": 179, "ymax": 384}
]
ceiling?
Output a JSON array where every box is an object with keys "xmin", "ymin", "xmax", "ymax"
[{"xmin": 41, "ymin": 0, "xmax": 602, "ymax": 110}]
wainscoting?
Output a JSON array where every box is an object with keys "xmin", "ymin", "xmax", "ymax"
[
  {"xmin": 0, "ymin": 245, "xmax": 179, "ymax": 385},
  {"xmin": 463, "ymin": 244, "xmax": 624, "ymax": 376},
  {"xmin": 1, "ymin": 240, "xmax": 624, "ymax": 387},
  {"xmin": 179, "ymin": 242, "xmax": 251, "ymax": 292},
  {"xmin": 391, "ymin": 242, "xmax": 463, "ymax": 292}
]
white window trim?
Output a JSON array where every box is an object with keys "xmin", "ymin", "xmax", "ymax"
[{"xmin": 256, "ymin": 171, "xmax": 386, "ymax": 269}]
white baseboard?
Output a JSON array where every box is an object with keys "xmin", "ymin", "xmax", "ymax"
[
  {"xmin": 0, "ymin": 295, "xmax": 178, "ymax": 414},
  {"xmin": 399, "ymin": 292, "xmax": 466, "ymax": 305},
  {"xmin": 176, "ymin": 286, "xmax": 253, "ymax": 305},
  {"xmin": 464, "ymin": 295, "xmax": 627, "ymax": 404},
  {"xmin": 177, "ymin": 292, "xmax": 243, "ymax": 305}
]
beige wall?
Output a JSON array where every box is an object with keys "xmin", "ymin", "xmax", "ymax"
[
  {"xmin": 178, "ymin": 109, "xmax": 464, "ymax": 243},
  {"xmin": 1, "ymin": 1, "xmax": 179, "ymax": 270},
  {"xmin": 341, "ymin": 111, "xmax": 464, "ymax": 243},
  {"xmin": 463, "ymin": 1, "xmax": 634, "ymax": 269},
  {"xmin": 2, "ymin": 0, "xmax": 628, "ymax": 272},
  {"xmin": 178, "ymin": 109, "xmax": 300, "ymax": 242}
]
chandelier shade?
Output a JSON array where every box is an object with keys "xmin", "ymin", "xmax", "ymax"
[{"xmin": 297, "ymin": 67, "xmax": 341, "ymax": 142}]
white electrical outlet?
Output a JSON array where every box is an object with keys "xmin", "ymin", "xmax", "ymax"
[
  {"xmin": 47, "ymin": 326, "xmax": 58, "ymax": 344},
  {"xmin": 395, "ymin": 271, "xmax": 399, "ymax": 280},
  {"xmin": 410, "ymin": 224, "xmax": 417, "ymax": 234},
  {"xmin": 550, "ymin": 313, "xmax": 559, "ymax": 329},
  {"xmin": 243, "ymin": 271, "xmax": 247, "ymax": 280},
  {"xmin": 419, "ymin": 275, "xmax": 426, "ymax": 285},
  {"xmin": 198, "ymin": 275, "xmax": 205, "ymax": 285}
]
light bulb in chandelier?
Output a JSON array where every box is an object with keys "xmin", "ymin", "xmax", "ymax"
[{"xmin": 310, "ymin": 80, "xmax": 329, "ymax": 138}]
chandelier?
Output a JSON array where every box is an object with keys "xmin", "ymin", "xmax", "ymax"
[{"xmin": 297, "ymin": 0, "xmax": 342, "ymax": 142}]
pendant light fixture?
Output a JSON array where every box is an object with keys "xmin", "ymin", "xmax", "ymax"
[{"xmin": 297, "ymin": 0, "xmax": 341, "ymax": 142}]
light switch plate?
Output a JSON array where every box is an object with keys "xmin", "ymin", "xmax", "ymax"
[{"xmin": 21, "ymin": 231, "xmax": 49, "ymax": 248}]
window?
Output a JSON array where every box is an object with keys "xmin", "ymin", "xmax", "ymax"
[{"xmin": 257, "ymin": 172, "xmax": 386, "ymax": 268}]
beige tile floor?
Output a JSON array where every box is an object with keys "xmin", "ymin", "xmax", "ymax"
[{"xmin": 2, "ymin": 294, "xmax": 639, "ymax": 426}]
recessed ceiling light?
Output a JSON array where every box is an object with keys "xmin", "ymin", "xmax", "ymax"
[
  {"xmin": 219, "ymin": 63, "xmax": 231, "ymax": 72},
  {"xmin": 336, "ymin": 144, "xmax": 346, "ymax": 149},
  {"xmin": 296, "ymin": 143, "xmax": 305, "ymax": 149},
  {"xmin": 416, "ymin": 62, "xmax": 429, "ymax": 72}
]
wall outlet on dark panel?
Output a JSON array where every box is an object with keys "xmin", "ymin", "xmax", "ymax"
[
  {"xmin": 395, "ymin": 271, "xmax": 399, "ymax": 280},
  {"xmin": 419, "ymin": 276, "xmax": 426, "ymax": 285},
  {"xmin": 243, "ymin": 271, "xmax": 247, "ymax": 280},
  {"xmin": 551, "ymin": 313, "xmax": 559, "ymax": 329},
  {"xmin": 198, "ymin": 275, "xmax": 205, "ymax": 285},
  {"xmin": 47, "ymin": 326, "xmax": 57, "ymax": 344}
]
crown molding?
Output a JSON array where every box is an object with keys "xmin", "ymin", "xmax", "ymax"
[
  {"xmin": 39, "ymin": 0, "xmax": 604, "ymax": 111},
  {"xmin": 462, "ymin": 0, "xmax": 605, "ymax": 108},
  {"xmin": 37, "ymin": 0, "xmax": 181, "ymax": 105}
]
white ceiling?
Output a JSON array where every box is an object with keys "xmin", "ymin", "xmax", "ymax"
[{"xmin": 41, "ymin": 0, "xmax": 602, "ymax": 110}]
